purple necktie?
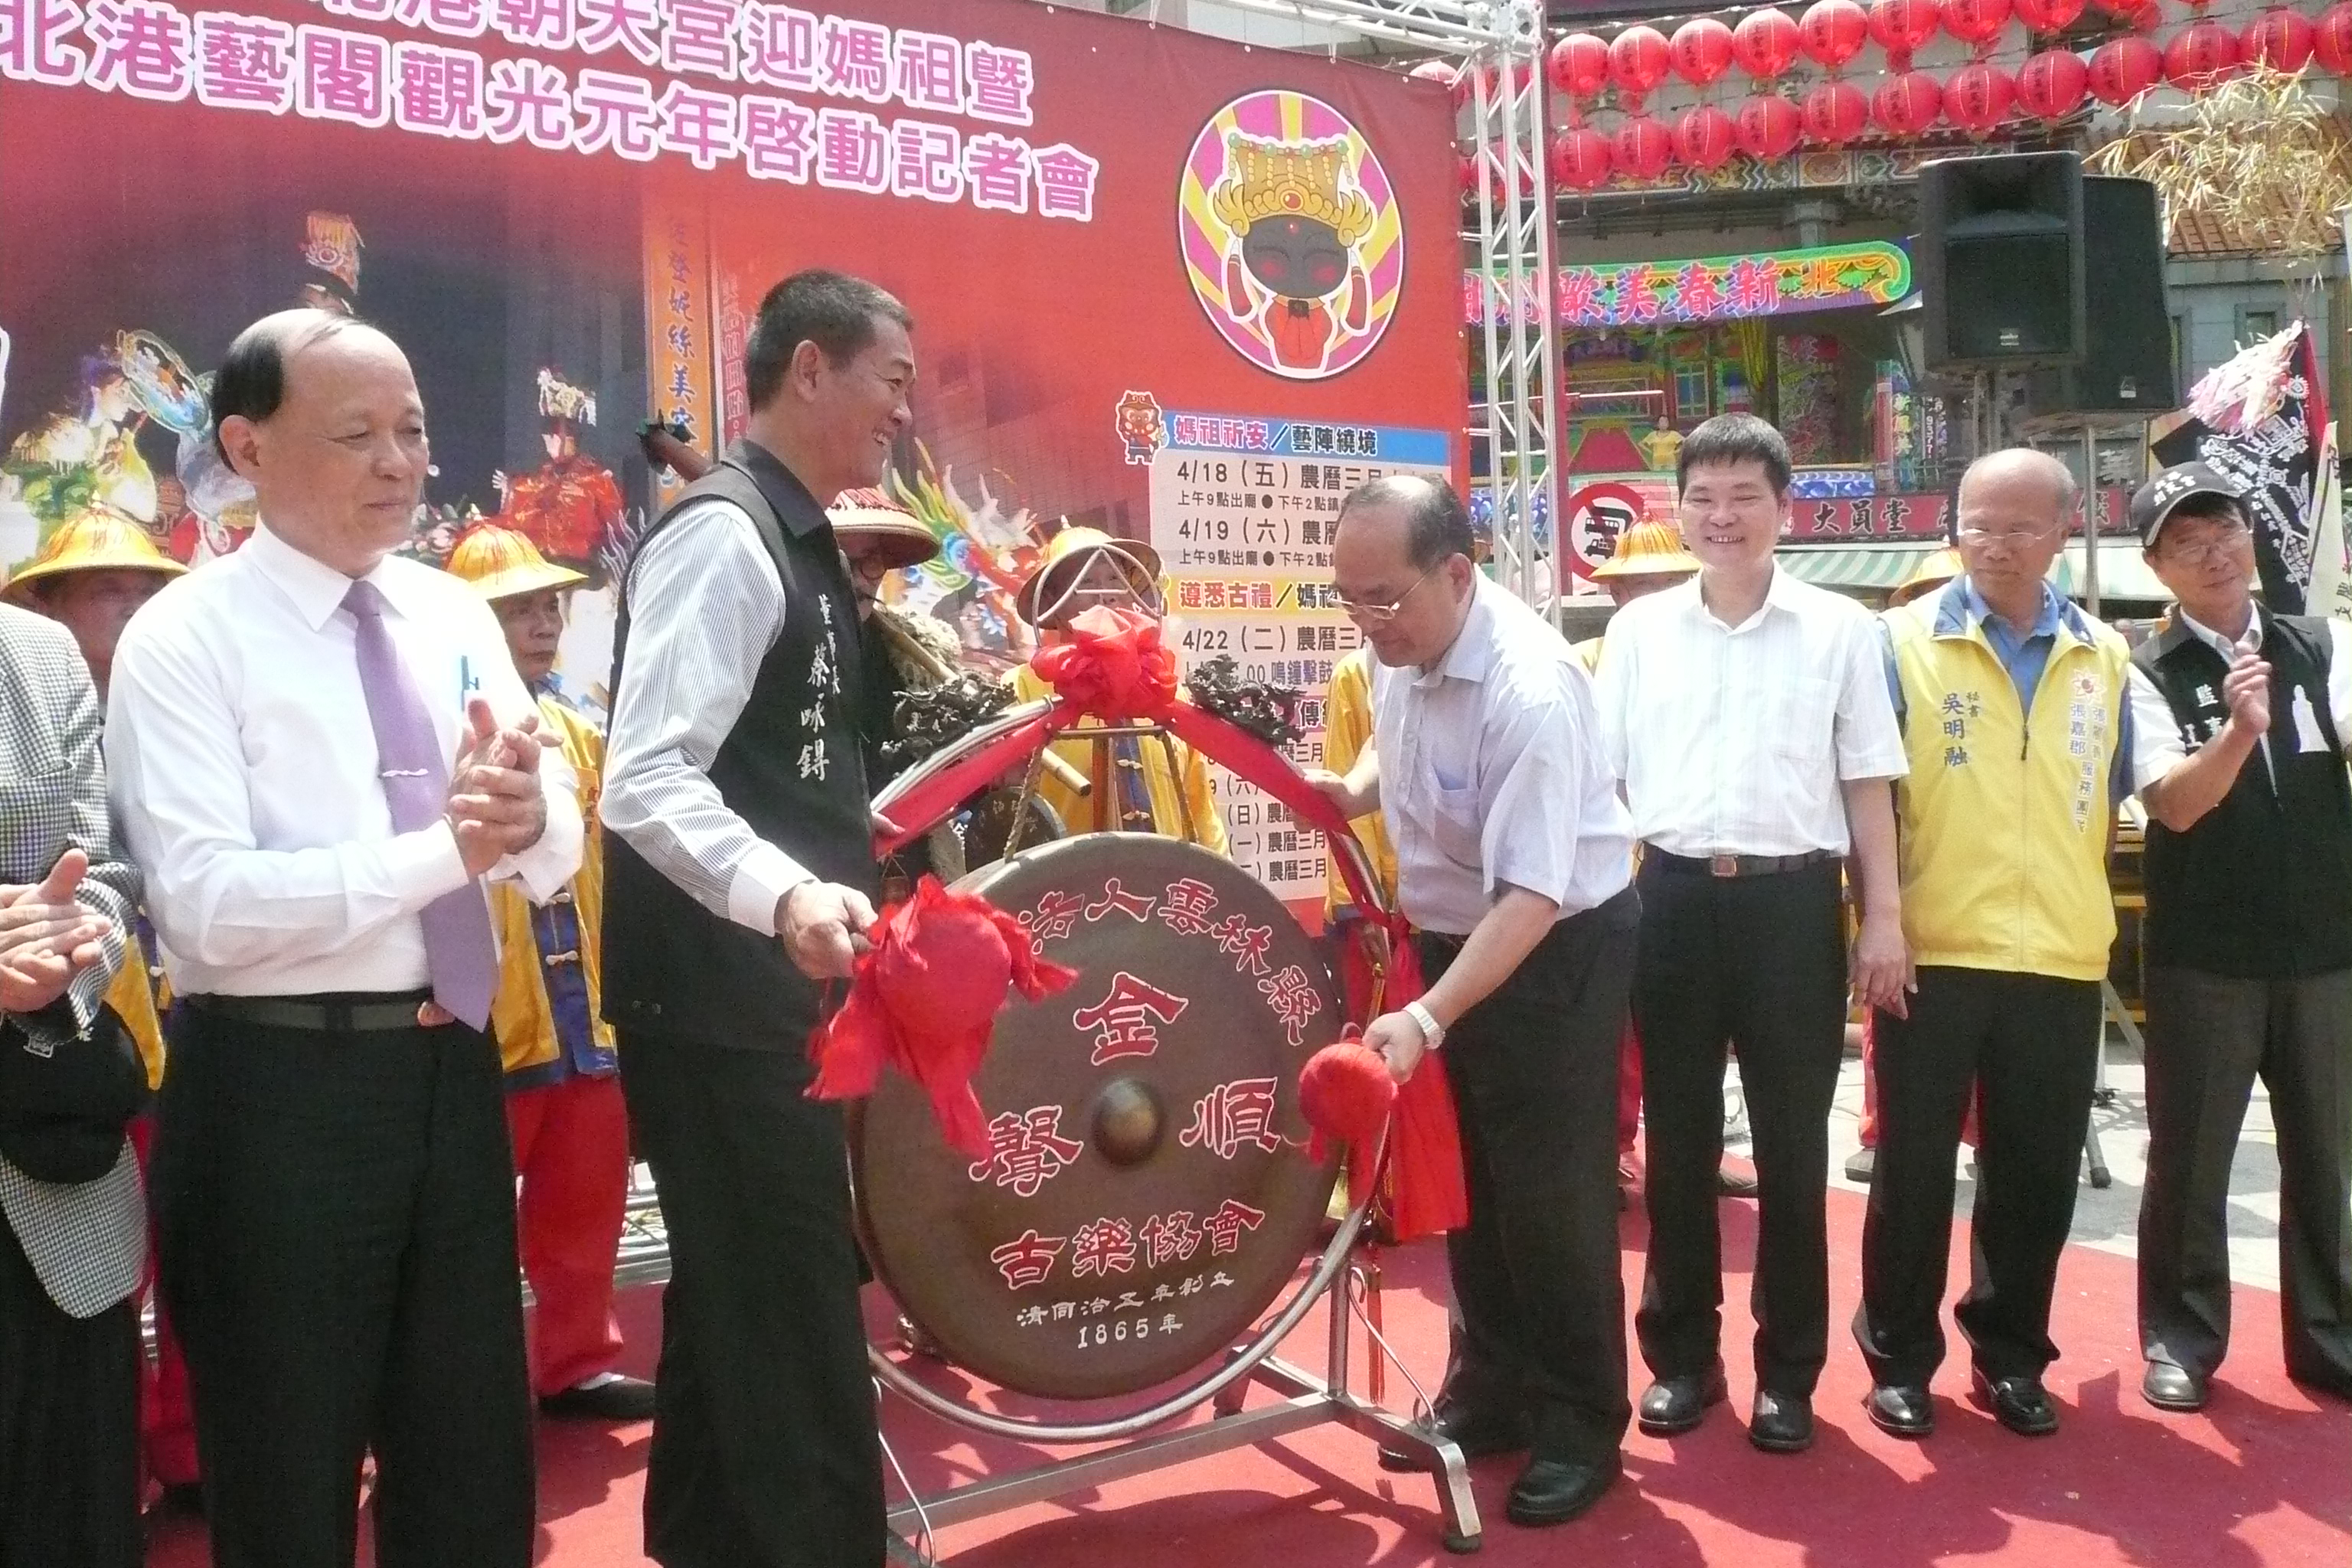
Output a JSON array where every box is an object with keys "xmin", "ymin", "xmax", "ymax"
[{"xmin": 344, "ymin": 580, "xmax": 498, "ymax": 1031}]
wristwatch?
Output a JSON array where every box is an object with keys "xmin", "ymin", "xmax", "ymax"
[{"xmin": 1402, "ymin": 999, "xmax": 1446, "ymax": 1050}]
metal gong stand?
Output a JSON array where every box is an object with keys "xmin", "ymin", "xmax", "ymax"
[{"xmin": 863, "ymin": 701, "xmax": 1484, "ymax": 1563}]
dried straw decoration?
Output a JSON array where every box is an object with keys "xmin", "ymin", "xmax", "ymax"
[{"xmin": 2087, "ymin": 64, "xmax": 2352, "ymax": 270}]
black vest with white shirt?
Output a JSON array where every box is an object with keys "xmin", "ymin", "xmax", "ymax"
[
  {"xmin": 2134, "ymin": 609, "xmax": 2352, "ymax": 978},
  {"xmin": 601, "ymin": 440, "xmax": 877, "ymax": 1051}
]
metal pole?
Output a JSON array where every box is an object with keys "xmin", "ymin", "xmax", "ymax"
[{"xmin": 2081, "ymin": 424, "xmax": 2101, "ymax": 618}]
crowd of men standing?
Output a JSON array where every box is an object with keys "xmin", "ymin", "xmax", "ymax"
[
  {"xmin": 0, "ymin": 266, "xmax": 2342, "ymax": 1568},
  {"xmin": 1315, "ymin": 417, "xmax": 2352, "ymax": 1524}
]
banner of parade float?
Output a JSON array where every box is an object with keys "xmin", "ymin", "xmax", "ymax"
[
  {"xmin": 1465, "ymin": 239, "xmax": 1910, "ymax": 328},
  {"xmin": 0, "ymin": 1, "xmax": 1462, "ymax": 875},
  {"xmin": 2154, "ymin": 318, "xmax": 2347, "ymax": 619}
]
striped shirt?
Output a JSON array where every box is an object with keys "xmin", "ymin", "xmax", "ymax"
[
  {"xmin": 601, "ymin": 499, "xmax": 811, "ymax": 937},
  {"xmin": 1596, "ymin": 567, "xmax": 1908, "ymax": 859}
]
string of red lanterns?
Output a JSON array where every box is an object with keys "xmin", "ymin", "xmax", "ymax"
[{"xmin": 1462, "ymin": 0, "xmax": 2352, "ymax": 191}]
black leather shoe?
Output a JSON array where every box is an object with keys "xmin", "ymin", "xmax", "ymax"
[
  {"xmin": 1843, "ymin": 1147, "xmax": 1876, "ymax": 1183},
  {"xmin": 1377, "ymin": 1399, "xmax": 1531, "ymax": 1472},
  {"xmin": 1972, "ymin": 1370, "xmax": 2058, "ymax": 1436},
  {"xmin": 538, "ymin": 1374, "xmax": 658, "ymax": 1422},
  {"xmin": 1636, "ymin": 1366, "xmax": 1729, "ymax": 1436},
  {"xmin": 2141, "ymin": 1361, "xmax": 2208, "ymax": 1412},
  {"xmin": 1504, "ymin": 1454, "xmax": 1620, "ymax": 1527},
  {"xmin": 1748, "ymin": 1389, "xmax": 1814, "ymax": 1453},
  {"xmin": 1717, "ymin": 1165, "xmax": 1759, "ymax": 1198},
  {"xmin": 1864, "ymin": 1382, "xmax": 1934, "ymax": 1439}
]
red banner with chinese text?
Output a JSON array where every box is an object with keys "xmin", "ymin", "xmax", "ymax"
[{"xmin": 0, "ymin": 0, "xmax": 1465, "ymax": 720}]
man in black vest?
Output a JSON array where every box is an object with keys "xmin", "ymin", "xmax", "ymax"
[
  {"xmin": 601, "ymin": 270, "xmax": 913, "ymax": 1567},
  {"xmin": 2125, "ymin": 461, "xmax": 2352, "ymax": 1413}
]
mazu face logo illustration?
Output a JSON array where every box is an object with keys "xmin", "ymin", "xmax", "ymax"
[{"xmin": 1178, "ymin": 92, "xmax": 1403, "ymax": 381}]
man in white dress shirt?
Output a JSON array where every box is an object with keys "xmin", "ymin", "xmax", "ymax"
[
  {"xmin": 599, "ymin": 270, "xmax": 909, "ymax": 1568},
  {"xmin": 106, "ymin": 309, "xmax": 582, "ymax": 1567},
  {"xmin": 1314, "ymin": 475, "xmax": 1638, "ymax": 1529},
  {"xmin": 1596, "ymin": 413, "xmax": 1909, "ymax": 1455}
]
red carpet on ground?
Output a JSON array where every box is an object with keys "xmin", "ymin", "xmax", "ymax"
[{"xmin": 145, "ymin": 1183, "xmax": 2350, "ymax": 1566}]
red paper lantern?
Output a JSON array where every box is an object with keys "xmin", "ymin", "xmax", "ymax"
[
  {"xmin": 1673, "ymin": 104, "xmax": 1739, "ymax": 170},
  {"xmin": 1670, "ymin": 18, "xmax": 1736, "ymax": 86},
  {"xmin": 2090, "ymin": 0, "xmax": 2147, "ymax": 16},
  {"xmin": 1943, "ymin": 60, "xmax": 2016, "ymax": 134},
  {"xmin": 2013, "ymin": 0, "xmax": 2087, "ymax": 32},
  {"xmin": 2087, "ymin": 34, "xmax": 2162, "ymax": 103},
  {"xmin": 2017, "ymin": 48, "xmax": 2089, "ymax": 119},
  {"xmin": 1547, "ymin": 33, "xmax": 1610, "ymax": 98},
  {"xmin": 1802, "ymin": 79, "xmax": 1869, "ymax": 144},
  {"xmin": 1478, "ymin": 58, "xmax": 1535, "ymax": 103},
  {"xmin": 1410, "ymin": 59, "xmax": 1462, "ymax": 107},
  {"xmin": 1612, "ymin": 113, "xmax": 1674, "ymax": 181},
  {"xmin": 1799, "ymin": 0, "xmax": 1870, "ymax": 68},
  {"xmin": 1736, "ymin": 93, "xmax": 1804, "ymax": 159},
  {"xmin": 1549, "ymin": 126, "xmax": 1614, "ymax": 191},
  {"xmin": 2318, "ymin": 1, "xmax": 2352, "ymax": 74},
  {"xmin": 1942, "ymin": 0, "xmax": 2011, "ymax": 47},
  {"xmin": 1731, "ymin": 8, "xmax": 1803, "ymax": 77},
  {"xmin": 1609, "ymin": 25, "xmax": 1673, "ymax": 105},
  {"xmin": 1873, "ymin": 69, "xmax": 1943, "ymax": 135},
  {"xmin": 2242, "ymin": 8, "xmax": 2317, "ymax": 72},
  {"xmin": 1456, "ymin": 152, "xmax": 1478, "ymax": 196},
  {"xmin": 1869, "ymin": 0, "xmax": 1942, "ymax": 64},
  {"xmin": 2164, "ymin": 19, "xmax": 2239, "ymax": 90}
]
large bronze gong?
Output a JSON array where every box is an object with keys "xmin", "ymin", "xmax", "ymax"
[{"xmin": 854, "ymin": 833, "xmax": 1344, "ymax": 1402}]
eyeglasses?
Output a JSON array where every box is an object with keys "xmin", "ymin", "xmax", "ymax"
[
  {"xmin": 2159, "ymin": 521, "xmax": 2249, "ymax": 568},
  {"xmin": 1335, "ymin": 564, "xmax": 1439, "ymax": 626},
  {"xmin": 1954, "ymin": 521, "xmax": 2062, "ymax": 550}
]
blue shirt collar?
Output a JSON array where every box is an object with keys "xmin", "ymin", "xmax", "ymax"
[
  {"xmin": 1932, "ymin": 574, "xmax": 2091, "ymax": 645},
  {"xmin": 1958, "ymin": 576, "xmax": 2062, "ymax": 642}
]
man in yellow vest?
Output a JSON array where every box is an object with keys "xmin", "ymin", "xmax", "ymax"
[
  {"xmin": 7, "ymin": 508, "xmax": 199, "ymax": 1509},
  {"xmin": 1857, "ymin": 449, "xmax": 2134, "ymax": 1442},
  {"xmin": 1848, "ymin": 546, "xmax": 1969, "ymax": 1184},
  {"xmin": 1008, "ymin": 527, "xmax": 1227, "ymax": 850},
  {"xmin": 446, "ymin": 522, "xmax": 652, "ymax": 1423}
]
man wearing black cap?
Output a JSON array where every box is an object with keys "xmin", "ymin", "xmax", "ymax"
[{"xmin": 2125, "ymin": 461, "xmax": 2352, "ymax": 1411}]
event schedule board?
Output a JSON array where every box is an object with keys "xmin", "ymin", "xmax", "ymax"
[{"xmin": 1147, "ymin": 412, "xmax": 1449, "ymax": 917}]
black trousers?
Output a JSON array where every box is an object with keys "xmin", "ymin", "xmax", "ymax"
[
  {"xmin": 619, "ymin": 1027, "xmax": 882, "ymax": 1568},
  {"xmin": 1425, "ymin": 887, "xmax": 1637, "ymax": 1467},
  {"xmin": 0, "ymin": 1217, "xmax": 139, "ymax": 1568},
  {"xmin": 152, "ymin": 1003, "xmax": 534, "ymax": 1568},
  {"xmin": 1632, "ymin": 857, "xmax": 1848, "ymax": 1395},
  {"xmin": 2139, "ymin": 965, "xmax": 2352, "ymax": 1394},
  {"xmin": 1854, "ymin": 966, "xmax": 2102, "ymax": 1387}
]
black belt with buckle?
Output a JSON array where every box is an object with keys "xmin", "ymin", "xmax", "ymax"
[
  {"xmin": 182, "ymin": 991, "xmax": 439, "ymax": 1033},
  {"xmin": 1646, "ymin": 847, "xmax": 1840, "ymax": 880}
]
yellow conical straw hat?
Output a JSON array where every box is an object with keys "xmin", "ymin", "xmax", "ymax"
[{"xmin": 444, "ymin": 522, "xmax": 588, "ymax": 602}]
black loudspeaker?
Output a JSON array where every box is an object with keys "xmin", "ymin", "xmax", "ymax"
[
  {"xmin": 1918, "ymin": 151, "xmax": 2087, "ymax": 374},
  {"xmin": 2027, "ymin": 177, "xmax": 2178, "ymax": 416}
]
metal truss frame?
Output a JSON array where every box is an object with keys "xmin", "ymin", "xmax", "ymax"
[{"xmin": 1142, "ymin": 0, "xmax": 1565, "ymax": 620}]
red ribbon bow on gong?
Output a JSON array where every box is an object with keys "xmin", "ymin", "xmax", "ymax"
[
  {"xmin": 808, "ymin": 876, "xmax": 1078, "ymax": 1160},
  {"xmin": 1027, "ymin": 605, "xmax": 1179, "ymax": 721}
]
